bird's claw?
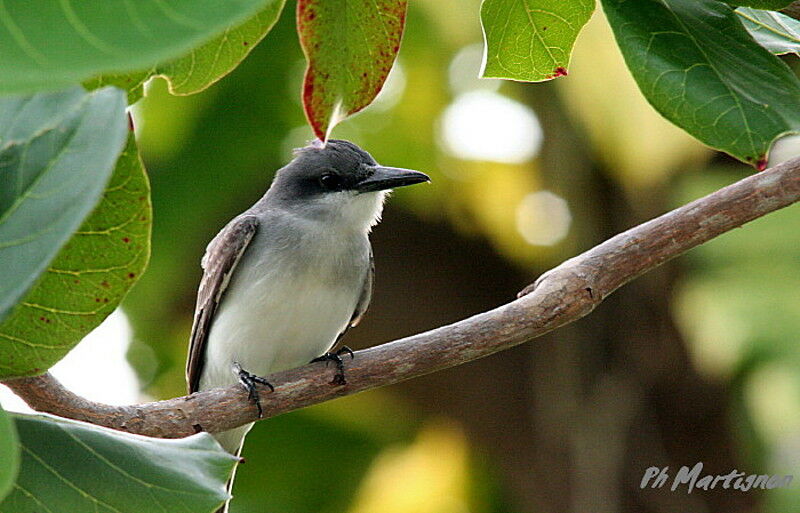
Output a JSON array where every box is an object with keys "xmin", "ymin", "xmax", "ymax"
[
  {"xmin": 337, "ymin": 345, "xmax": 355, "ymax": 359},
  {"xmin": 233, "ymin": 362, "xmax": 273, "ymax": 418},
  {"xmin": 311, "ymin": 346, "xmax": 354, "ymax": 385}
]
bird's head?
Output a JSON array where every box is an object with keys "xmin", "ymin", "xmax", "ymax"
[{"xmin": 268, "ymin": 139, "xmax": 429, "ymax": 231}]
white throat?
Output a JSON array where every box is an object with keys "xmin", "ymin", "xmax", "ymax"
[{"xmin": 316, "ymin": 190, "xmax": 388, "ymax": 234}]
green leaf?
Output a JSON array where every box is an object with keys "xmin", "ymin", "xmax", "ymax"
[
  {"xmin": 480, "ymin": 0, "xmax": 595, "ymax": 81},
  {"xmin": 297, "ymin": 0, "xmax": 409, "ymax": 141},
  {"xmin": 0, "ymin": 0, "xmax": 274, "ymax": 95},
  {"xmin": 737, "ymin": 7, "xmax": 800, "ymax": 56},
  {"xmin": 726, "ymin": 1, "xmax": 792, "ymax": 9},
  {"xmin": 0, "ymin": 134, "xmax": 151, "ymax": 378},
  {"xmin": 86, "ymin": 0, "xmax": 287, "ymax": 103},
  {"xmin": 601, "ymin": 0, "xmax": 800, "ymax": 168},
  {"xmin": 0, "ymin": 406, "xmax": 19, "ymax": 503},
  {"xmin": 0, "ymin": 414, "xmax": 237, "ymax": 513},
  {"xmin": 0, "ymin": 87, "xmax": 127, "ymax": 327}
]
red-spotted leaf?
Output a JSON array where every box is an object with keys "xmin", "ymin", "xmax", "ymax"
[
  {"xmin": 297, "ymin": 0, "xmax": 408, "ymax": 141},
  {"xmin": 480, "ymin": 0, "xmax": 595, "ymax": 82},
  {"xmin": 0, "ymin": 134, "xmax": 151, "ymax": 378}
]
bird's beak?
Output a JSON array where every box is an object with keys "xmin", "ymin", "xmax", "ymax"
[{"xmin": 355, "ymin": 166, "xmax": 430, "ymax": 193}]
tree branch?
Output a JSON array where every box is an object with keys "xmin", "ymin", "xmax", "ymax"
[{"xmin": 4, "ymin": 157, "xmax": 800, "ymax": 439}]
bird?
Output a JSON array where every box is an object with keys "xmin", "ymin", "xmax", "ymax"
[{"xmin": 185, "ymin": 139, "xmax": 429, "ymax": 509}]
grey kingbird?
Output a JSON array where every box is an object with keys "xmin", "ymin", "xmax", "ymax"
[{"xmin": 186, "ymin": 139, "xmax": 429, "ymax": 464}]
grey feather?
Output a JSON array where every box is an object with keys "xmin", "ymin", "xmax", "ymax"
[
  {"xmin": 334, "ymin": 247, "xmax": 373, "ymax": 346},
  {"xmin": 351, "ymin": 247, "xmax": 374, "ymax": 328},
  {"xmin": 186, "ymin": 215, "xmax": 259, "ymax": 394}
]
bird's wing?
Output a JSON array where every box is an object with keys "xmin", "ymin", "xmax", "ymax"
[
  {"xmin": 186, "ymin": 215, "xmax": 259, "ymax": 394},
  {"xmin": 331, "ymin": 247, "xmax": 374, "ymax": 349},
  {"xmin": 350, "ymin": 246, "xmax": 374, "ymax": 328}
]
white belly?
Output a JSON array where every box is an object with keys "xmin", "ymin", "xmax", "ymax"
[
  {"xmin": 199, "ymin": 264, "xmax": 359, "ymax": 392},
  {"xmin": 196, "ymin": 216, "xmax": 369, "ymax": 454}
]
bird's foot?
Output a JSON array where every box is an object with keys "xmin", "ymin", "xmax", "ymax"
[
  {"xmin": 233, "ymin": 362, "xmax": 273, "ymax": 418},
  {"xmin": 311, "ymin": 346, "xmax": 354, "ymax": 386},
  {"xmin": 336, "ymin": 345, "xmax": 355, "ymax": 359}
]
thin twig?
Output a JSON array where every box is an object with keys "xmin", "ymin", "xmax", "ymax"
[{"xmin": 4, "ymin": 157, "xmax": 800, "ymax": 439}]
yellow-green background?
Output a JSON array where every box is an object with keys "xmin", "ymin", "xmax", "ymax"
[{"xmin": 124, "ymin": 2, "xmax": 800, "ymax": 511}]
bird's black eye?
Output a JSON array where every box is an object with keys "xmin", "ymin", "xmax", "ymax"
[{"xmin": 319, "ymin": 172, "xmax": 342, "ymax": 190}]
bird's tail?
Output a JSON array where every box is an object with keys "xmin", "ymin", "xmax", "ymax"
[
  {"xmin": 215, "ymin": 463, "xmax": 239, "ymax": 513},
  {"xmin": 214, "ymin": 423, "xmax": 254, "ymax": 513}
]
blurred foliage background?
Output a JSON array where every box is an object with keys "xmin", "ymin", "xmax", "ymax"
[{"xmin": 119, "ymin": 1, "xmax": 799, "ymax": 511}]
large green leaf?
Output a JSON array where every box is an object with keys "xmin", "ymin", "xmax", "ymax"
[
  {"xmin": 0, "ymin": 406, "xmax": 19, "ymax": 503},
  {"xmin": 480, "ymin": 0, "xmax": 595, "ymax": 81},
  {"xmin": 0, "ymin": 414, "xmax": 237, "ymax": 513},
  {"xmin": 0, "ymin": 0, "xmax": 277, "ymax": 95},
  {"xmin": 0, "ymin": 87, "xmax": 127, "ymax": 326},
  {"xmin": 86, "ymin": 0, "xmax": 287, "ymax": 103},
  {"xmin": 737, "ymin": 7, "xmax": 800, "ymax": 56},
  {"xmin": 297, "ymin": 0, "xmax": 409, "ymax": 140},
  {"xmin": 0, "ymin": 135, "xmax": 151, "ymax": 378},
  {"xmin": 602, "ymin": 0, "xmax": 800, "ymax": 168}
]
